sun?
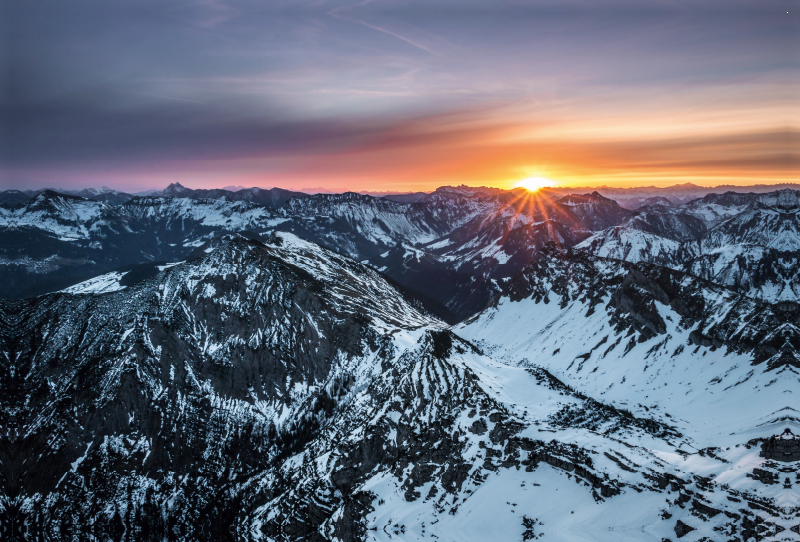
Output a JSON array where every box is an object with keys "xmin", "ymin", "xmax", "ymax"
[{"xmin": 514, "ymin": 177, "xmax": 552, "ymax": 192}]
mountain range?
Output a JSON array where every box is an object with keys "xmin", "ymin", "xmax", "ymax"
[
  {"xmin": 1, "ymin": 182, "xmax": 799, "ymax": 541},
  {"xmin": 7, "ymin": 181, "xmax": 800, "ymax": 209},
  {"xmin": 3, "ymin": 183, "xmax": 800, "ymax": 313}
]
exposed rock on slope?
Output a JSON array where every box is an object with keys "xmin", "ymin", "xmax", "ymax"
[
  {"xmin": 4, "ymin": 234, "xmax": 799, "ymax": 541},
  {"xmin": 577, "ymin": 189, "xmax": 800, "ymax": 304},
  {"xmin": 457, "ymin": 244, "xmax": 800, "ymax": 540},
  {"xmin": 0, "ymin": 233, "xmax": 441, "ymax": 539}
]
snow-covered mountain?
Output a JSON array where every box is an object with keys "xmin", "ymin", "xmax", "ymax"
[
  {"xmin": 0, "ymin": 190, "xmax": 109, "ymax": 240},
  {"xmin": 155, "ymin": 182, "xmax": 308, "ymax": 208},
  {"xmin": 5, "ymin": 185, "xmax": 800, "ymax": 316},
  {"xmin": 455, "ymin": 243, "xmax": 800, "ymax": 540},
  {"xmin": 687, "ymin": 244, "xmax": 800, "ymax": 302},
  {"xmin": 626, "ymin": 204, "xmax": 708, "ymax": 241},
  {"xmin": 423, "ymin": 190, "xmax": 630, "ymax": 267},
  {"xmin": 0, "ymin": 233, "xmax": 446, "ymax": 539},
  {"xmin": 3, "ymin": 235, "xmax": 797, "ymax": 541},
  {"xmin": 0, "ymin": 192, "xmax": 292, "ymax": 298},
  {"xmin": 702, "ymin": 200, "xmax": 800, "ymax": 252},
  {"xmin": 375, "ymin": 190, "xmax": 632, "ymax": 316},
  {"xmin": 276, "ymin": 192, "xmax": 463, "ymax": 250},
  {"xmin": 577, "ymin": 189, "xmax": 800, "ymax": 304},
  {"xmin": 575, "ymin": 225, "xmax": 696, "ymax": 266},
  {"xmin": 4, "ymin": 187, "xmax": 603, "ymax": 315}
]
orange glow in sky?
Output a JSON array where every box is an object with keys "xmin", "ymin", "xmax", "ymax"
[
  {"xmin": 4, "ymin": 1, "xmax": 797, "ymax": 194},
  {"xmin": 514, "ymin": 177, "xmax": 553, "ymax": 191}
]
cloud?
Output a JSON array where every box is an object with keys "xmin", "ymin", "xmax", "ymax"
[
  {"xmin": 329, "ymin": 1, "xmax": 439, "ymax": 56},
  {"xmin": 2, "ymin": 0, "xmax": 796, "ymax": 191}
]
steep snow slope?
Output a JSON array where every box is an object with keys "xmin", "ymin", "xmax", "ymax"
[
  {"xmin": 688, "ymin": 245, "xmax": 800, "ymax": 303},
  {"xmin": 627, "ymin": 204, "xmax": 707, "ymax": 241},
  {"xmin": 578, "ymin": 190, "xmax": 800, "ymax": 305},
  {"xmin": 121, "ymin": 196, "xmax": 283, "ymax": 233},
  {"xmin": 428, "ymin": 190, "xmax": 630, "ymax": 268},
  {"xmin": 0, "ymin": 190, "xmax": 109, "ymax": 240},
  {"xmin": 0, "ymin": 192, "xmax": 286, "ymax": 243},
  {"xmin": 574, "ymin": 202, "xmax": 706, "ymax": 268},
  {"xmin": 360, "ymin": 190, "xmax": 628, "ymax": 319},
  {"xmin": 7, "ymin": 186, "xmax": 800, "ymax": 325},
  {"xmin": 457, "ymin": 245, "xmax": 800, "ymax": 446},
  {"xmin": 575, "ymin": 226, "xmax": 695, "ymax": 266},
  {"xmin": 277, "ymin": 191, "xmax": 498, "ymax": 252},
  {"xmin": 703, "ymin": 201, "xmax": 800, "ymax": 252},
  {"xmin": 452, "ymin": 246, "xmax": 800, "ymax": 539},
  {"xmin": 255, "ymin": 319, "xmax": 798, "ymax": 541},
  {"xmin": 0, "ymin": 194, "xmax": 289, "ymax": 298},
  {"xmin": 682, "ymin": 191, "xmax": 762, "ymax": 225},
  {"xmin": 554, "ymin": 191, "xmax": 632, "ymax": 231},
  {"xmin": 60, "ymin": 270, "xmax": 128, "ymax": 294},
  {"xmin": 250, "ymin": 330, "xmax": 688, "ymax": 542}
]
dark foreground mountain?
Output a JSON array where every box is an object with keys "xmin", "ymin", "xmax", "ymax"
[
  {"xmin": 0, "ymin": 233, "xmax": 442, "ymax": 540},
  {"xmin": 2, "ymin": 234, "xmax": 798, "ymax": 541}
]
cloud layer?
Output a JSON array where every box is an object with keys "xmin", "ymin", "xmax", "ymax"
[{"xmin": 1, "ymin": 0, "xmax": 797, "ymax": 191}]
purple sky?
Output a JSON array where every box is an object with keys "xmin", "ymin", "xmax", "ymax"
[{"xmin": 1, "ymin": 0, "xmax": 797, "ymax": 193}]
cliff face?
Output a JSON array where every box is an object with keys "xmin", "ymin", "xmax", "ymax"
[{"xmin": 761, "ymin": 430, "xmax": 800, "ymax": 462}]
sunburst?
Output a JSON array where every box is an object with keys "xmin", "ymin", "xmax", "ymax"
[{"xmin": 514, "ymin": 177, "xmax": 552, "ymax": 192}]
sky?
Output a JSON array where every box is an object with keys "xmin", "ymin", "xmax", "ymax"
[{"xmin": 1, "ymin": 0, "xmax": 797, "ymax": 193}]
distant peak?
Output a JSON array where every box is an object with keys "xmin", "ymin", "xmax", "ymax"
[
  {"xmin": 434, "ymin": 185, "xmax": 503, "ymax": 197},
  {"xmin": 557, "ymin": 191, "xmax": 616, "ymax": 205},
  {"xmin": 163, "ymin": 182, "xmax": 191, "ymax": 194}
]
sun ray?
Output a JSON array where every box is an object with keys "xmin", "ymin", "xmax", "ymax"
[{"xmin": 514, "ymin": 177, "xmax": 552, "ymax": 192}]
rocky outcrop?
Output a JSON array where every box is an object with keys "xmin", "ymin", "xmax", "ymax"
[{"xmin": 761, "ymin": 429, "xmax": 800, "ymax": 462}]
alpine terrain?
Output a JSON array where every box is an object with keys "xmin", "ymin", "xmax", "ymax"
[{"xmin": 1, "ymin": 185, "xmax": 798, "ymax": 541}]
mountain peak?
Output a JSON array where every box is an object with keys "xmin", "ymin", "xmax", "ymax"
[
  {"xmin": 758, "ymin": 188, "xmax": 800, "ymax": 209},
  {"xmin": 668, "ymin": 182, "xmax": 703, "ymax": 189},
  {"xmin": 434, "ymin": 185, "xmax": 504, "ymax": 197},
  {"xmin": 555, "ymin": 191, "xmax": 621, "ymax": 209},
  {"xmin": 162, "ymin": 182, "xmax": 192, "ymax": 195}
]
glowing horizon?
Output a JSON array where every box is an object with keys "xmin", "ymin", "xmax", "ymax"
[{"xmin": 3, "ymin": 1, "xmax": 797, "ymax": 194}]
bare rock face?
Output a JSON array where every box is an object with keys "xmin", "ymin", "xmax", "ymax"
[
  {"xmin": 761, "ymin": 429, "xmax": 800, "ymax": 462},
  {"xmin": 674, "ymin": 519, "xmax": 695, "ymax": 538}
]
